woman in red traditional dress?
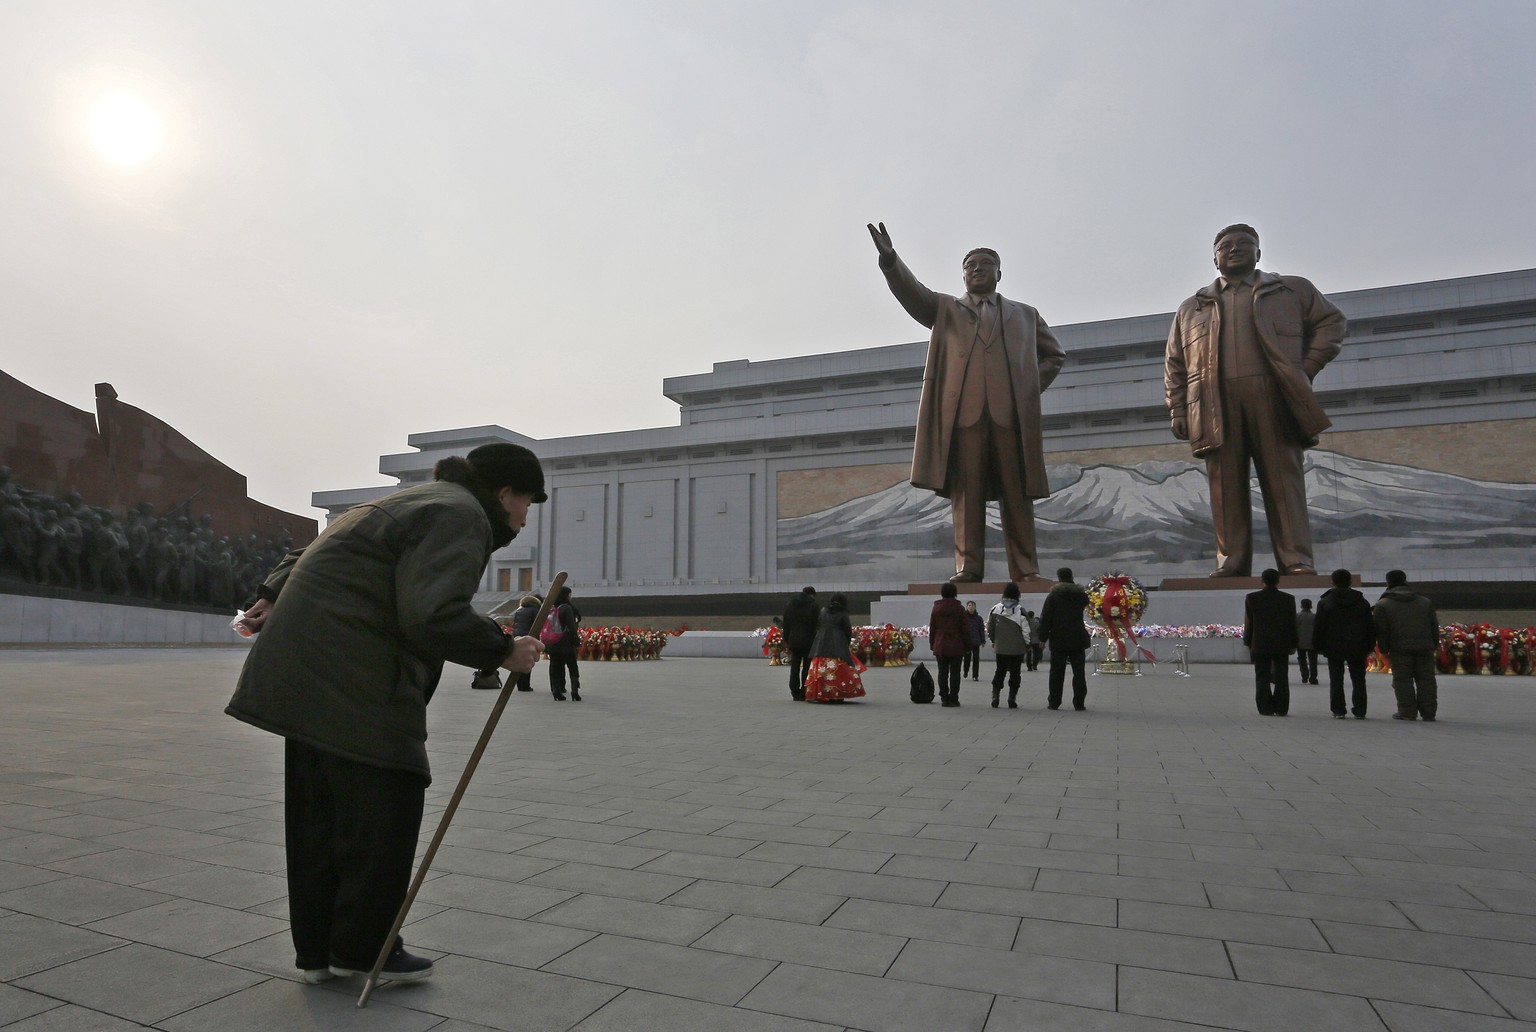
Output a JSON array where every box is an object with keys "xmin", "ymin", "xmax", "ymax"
[{"xmin": 804, "ymin": 593, "xmax": 866, "ymax": 702}]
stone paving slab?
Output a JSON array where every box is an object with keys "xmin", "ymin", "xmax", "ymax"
[{"xmin": 2, "ymin": 648, "xmax": 1536, "ymax": 1030}]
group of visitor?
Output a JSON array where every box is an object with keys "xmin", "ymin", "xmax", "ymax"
[
  {"xmin": 780, "ymin": 568, "xmax": 1097, "ymax": 711},
  {"xmin": 472, "ymin": 585, "xmax": 584, "ymax": 701},
  {"xmin": 1245, "ymin": 567, "xmax": 1439, "ymax": 721},
  {"xmin": 781, "ymin": 586, "xmax": 867, "ymax": 703},
  {"xmin": 784, "ymin": 564, "xmax": 1441, "ymax": 724}
]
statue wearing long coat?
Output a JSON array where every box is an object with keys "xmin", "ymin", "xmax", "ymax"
[
  {"xmin": 881, "ymin": 254, "xmax": 1065, "ymax": 501},
  {"xmin": 884, "ymin": 251, "xmax": 1062, "ymax": 580}
]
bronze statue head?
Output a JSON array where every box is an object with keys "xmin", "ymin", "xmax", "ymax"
[
  {"xmin": 962, "ymin": 248, "xmax": 1001, "ymax": 295},
  {"xmin": 1213, "ymin": 225, "xmax": 1260, "ymax": 279}
]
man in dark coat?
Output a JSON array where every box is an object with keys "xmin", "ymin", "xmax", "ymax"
[
  {"xmin": 1243, "ymin": 569, "xmax": 1298, "ymax": 716},
  {"xmin": 1295, "ymin": 598, "xmax": 1318, "ymax": 685},
  {"xmin": 868, "ymin": 223, "xmax": 1065, "ymax": 583},
  {"xmin": 1313, "ymin": 567, "xmax": 1375, "ymax": 719},
  {"xmin": 1026, "ymin": 610, "xmax": 1043, "ymax": 671},
  {"xmin": 781, "ymin": 585, "xmax": 819, "ymax": 701},
  {"xmin": 1038, "ymin": 567, "xmax": 1091, "ymax": 710},
  {"xmin": 227, "ymin": 443, "xmax": 546, "ymax": 985},
  {"xmin": 1374, "ymin": 570, "xmax": 1439, "ymax": 721}
]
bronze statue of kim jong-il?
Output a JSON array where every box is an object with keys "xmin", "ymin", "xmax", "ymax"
[
  {"xmin": 868, "ymin": 222, "xmax": 1065, "ymax": 584},
  {"xmin": 1165, "ymin": 224, "xmax": 1346, "ymax": 577}
]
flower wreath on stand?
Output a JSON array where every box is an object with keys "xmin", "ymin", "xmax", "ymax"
[
  {"xmin": 1086, "ymin": 571, "xmax": 1154, "ymax": 670},
  {"xmin": 757, "ymin": 625, "xmax": 785, "ymax": 665}
]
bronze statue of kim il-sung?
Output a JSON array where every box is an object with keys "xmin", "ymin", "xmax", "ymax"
[
  {"xmin": 1164, "ymin": 224, "xmax": 1347, "ymax": 577},
  {"xmin": 868, "ymin": 222, "xmax": 1065, "ymax": 584}
]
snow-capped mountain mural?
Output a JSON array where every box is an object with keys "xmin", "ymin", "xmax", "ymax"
[{"xmin": 777, "ymin": 451, "xmax": 1536, "ymax": 582}]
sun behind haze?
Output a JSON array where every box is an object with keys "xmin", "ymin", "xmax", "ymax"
[{"xmin": 87, "ymin": 91, "xmax": 163, "ymax": 166}]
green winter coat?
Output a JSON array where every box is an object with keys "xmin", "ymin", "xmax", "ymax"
[{"xmin": 226, "ymin": 481, "xmax": 510, "ymax": 782}]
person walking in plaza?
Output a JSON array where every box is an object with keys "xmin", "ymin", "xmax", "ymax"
[
  {"xmin": 1295, "ymin": 598, "xmax": 1319, "ymax": 686},
  {"xmin": 987, "ymin": 583, "xmax": 1031, "ymax": 708},
  {"xmin": 1243, "ymin": 569, "xmax": 1298, "ymax": 716},
  {"xmin": 1374, "ymin": 570, "xmax": 1440, "ymax": 721},
  {"xmin": 544, "ymin": 584, "xmax": 582, "ymax": 701},
  {"xmin": 508, "ymin": 593, "xmax": 542, "ymax": 691},
  {"xmin": 804, "ymin": 592, "xmax": 866, "ymax": 702},
  {"xmin": 1038, "ymin": 567, "xmax": 1091, "ymax": 710},
  {"xmin": 929, "ymin": 582, "xmax": 973, "ymax": 707},
  {"xmin": 1025, "ymin": 610, "xmax": 1043, "ymax": 671},
  {"xmin": 781, "ymin": 585, "xmax": 819, "ymax": 702},
  {"xmin": 962, "ymin": 600, "xmax": 986, "ymax": 681},
  {"xmin": 225, "ymin": 443, "xmax": 546, "ymax": 986},
  {"xmin": 1313, "ymin": 568, "xmax": 1375, "ymax": 719},
  {"xmin": 475, "ymin": 592, "xmax": 542, "ymax": 691}
]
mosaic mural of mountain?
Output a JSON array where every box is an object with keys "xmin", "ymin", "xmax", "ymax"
[{"xmin": 777, "ymin": 451, "xmax": 1536, "ymax": 583}]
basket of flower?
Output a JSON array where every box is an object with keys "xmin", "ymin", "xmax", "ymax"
[
  {"xmin": 1438, "ymin": 624, "xmax": 1469, "ymax": 674},
  {"xmin": 885, "ymin": 625, "xmax": 916, "ymax": 665},
  {"xmin": 1515, "ymin": 628, "xmax": 1535, "ymax": 676},
  {"xmin": 756, "ymin": 625, "xmax": 786, "ymax": 665},
  {"xmin": 854, "ymin": 626, "xmax": 886, "ymax": 666},
  {"xmin": 1472, "ymin": 622, "xmax": 1502, "ymax": 675},
  {"xmin": 1086, "ymin": 571, "xmax": 1152, "ymax": 672}
]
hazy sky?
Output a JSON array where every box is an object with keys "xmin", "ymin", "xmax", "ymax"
[{"xmin": 3, "ymin": 1, "xmax": 1533, "ymax": 518}]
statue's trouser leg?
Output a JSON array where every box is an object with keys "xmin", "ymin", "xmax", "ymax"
[
  {"xmin": 950, "ymin": 421, "xmax": 1036, "ymax": 581},
  {"xmin": 1211, "ymin": 376, "xmax": 1314, "ymax": 574}
]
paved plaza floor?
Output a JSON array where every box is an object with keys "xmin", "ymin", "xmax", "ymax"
[{"xmin": 1, "ymin": 648, "xmax": 1535, "ymax": 1031}]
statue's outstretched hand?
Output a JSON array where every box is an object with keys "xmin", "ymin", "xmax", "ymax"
[{"xmin": 867, "ymin": 222, "xmax": 895, "ymax": 258}]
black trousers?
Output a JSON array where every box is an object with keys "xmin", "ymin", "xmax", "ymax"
[
  {"xmin": 1047, "ymin": 649, "xmax": 1087, "ymax": 709},
  {"xmin": 1296, "ymin": 649, "xmax": 1317, "ymax": 683},
  {"xmin": 284, "ymin": 739, "xmax": 425, "ymax": 971},
  {"xmin": 1388, "ymin": 650, "xmax": 1437, "ymax": 719},
  {"xmin": 962, "ymin": 647, "xmax": 981, "ymax": 679},
  {"xmin": 1327, "ymin": 654, "xmax": 1368, "ymax": 717},
  {"xmin": 992, "ymin": 654, "xmax": 1023, "ymax": 702},
  {"xmin": 787, "ymin": 649, "xmax": 809, "ymax": 700},
  {"xmin": 1252, "ymin": 652, "xmax": 1290, "ymax": 715},
  {"xmin": 549, "ymin": 654, "xmax": 580, "ymax": 697},
  {"xmin": 1028, "ymin": 644, "xmax": 1043, "ymax": 671},
  {"xmin": 936, "ymin": 656, "xmax": 963, "ymax": 703}
]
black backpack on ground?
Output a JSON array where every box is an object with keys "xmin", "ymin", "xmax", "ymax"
[{"xmin": 909, "ymin": 662, "xmax": 935, "ymax": 704}]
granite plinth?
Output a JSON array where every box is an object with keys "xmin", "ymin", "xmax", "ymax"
[
  {"xmin": 906, "ymin": 579, "xmax": 1056, "ymax": 594},
  {"xmin": 1162, "ymin": 574, "xmax": 1354, "ymax": 591}
]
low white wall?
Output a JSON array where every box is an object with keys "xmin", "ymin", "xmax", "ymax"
[
  {"xmin": 0, "ymin": 596, "xmax": 1253, "ymax": 661},
  {"xmin": 0, "ymin": 594, "xmax": 247, "ymax": 645},
  {"xmin": 660, "ymin": 630, "xmax": 1248, "ymax": 664}
]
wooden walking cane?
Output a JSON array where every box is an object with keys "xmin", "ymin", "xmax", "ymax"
[{"xmin": 358, "ymin": 571, "xmax": 568, "ymax": 1007}]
